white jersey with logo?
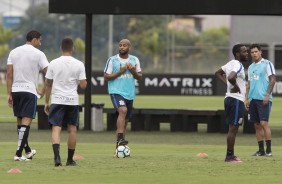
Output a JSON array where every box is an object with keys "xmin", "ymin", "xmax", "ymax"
[
  {"xmin": 45, "ymin": 56, "xmax": 86, "ymax": 105},
  {"xmin": 7, "ymin": 44, "xmax": 49, "ymax": 96},
  {"xmin": 221, "ymin": 59, "xmax": 246, "ymax": 102}
]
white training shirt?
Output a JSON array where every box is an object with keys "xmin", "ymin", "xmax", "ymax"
[
  {"xmin": 45, "ymin": 56, "xmax": 86, "ymax": 105},
  {"xmin": 221, "ymin": 59, "xmax": 246, "ymax": 102},
  {"xmin": 7, "ymin": 44, "xmax": 49, "ymax": 96}
]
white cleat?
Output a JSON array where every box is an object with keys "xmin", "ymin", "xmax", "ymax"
[
  {"xmin": 26, "ymin": 149, "xmax": 37, "ymax": 159},
  {"xmin": 14, "ymin": 155, "xmax": 31, "ymax": 161}
]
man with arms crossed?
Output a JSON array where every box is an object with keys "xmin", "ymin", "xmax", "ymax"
[
  {"xmin": 7, "ymin": 30, "xmax": 49, "ymax": 161},
  {"xmin": 245, "ymin": 43, "xmax": 276, "ymax": 157},
  {"xmin": 104, "ymin": 39, "xmax": 142, "ymax": 156},
  {"xmin": 44, "ymin": 38, "xmax": 87, "ymax": 166},
  {"xmin": 215, "ymin": 44, "xmax": 248, "ymax": 162}
]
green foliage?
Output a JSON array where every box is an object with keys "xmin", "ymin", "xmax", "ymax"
[
  {"xmin": 17, "ymin": 3, "xmax": 85, "ymax": 60},
  {"xmin": 192, "ymin": 27, "xmax": 229, "ymax": 60},
  {"xmin": 74, "ymin": 37, "xmax": 85, "ymax": 61},
  {"xmin": 138, "ymin": 28, "xmax": 165, "ymax": 70},
  {"xmin": 13, "ymin": 4, "xmax": 232, "ymax": 73},
  {"xmin": 0, "ymin": 24, "xmax": 16, "ymax": 59}
]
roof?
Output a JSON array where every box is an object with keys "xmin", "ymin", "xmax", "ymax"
[{"xmin": 49, "ymin": 0, "xmax": 282, "ymax": 15}]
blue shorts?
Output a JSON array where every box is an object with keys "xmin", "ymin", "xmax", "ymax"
[
  {"xmin": 224, "ymin": 97, "xmax": 244, "ymax": 126},
  {"xmin": 248, "ymin": 99, "xmax": 272, "ymax": 123},
  {"xmin": 110, "ymin": 94, "xmax": 133, "ymax": 119},
  {"xmin": 48, "ymin": 104, "xmax": 79, "ymax": 127},
  {"xmin": 12, "ymin": 92, "xmax": 37, "ymax": 119}
]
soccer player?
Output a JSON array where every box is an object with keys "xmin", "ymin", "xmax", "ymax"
[
  {"xmin": 44, "ymin": 38, "xmax": 87, "ymax": 166},
  {"xmin": 104, "ymin": 39, "xmax": 142, "ymax": 156},
  {"xmin": 7, "ymin": 30, "xmax": 49, "ymax": 161},
  {"xmin": 215, "ymin": 44, "xmax": 248, "ymax": 162},
  {"xmin": 245, "ymin": 44, "xmax": 276, "ymax": 157}
]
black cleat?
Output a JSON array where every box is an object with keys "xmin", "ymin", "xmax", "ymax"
[
  {"xmin": 117, "ymin": 139, "xmax": 128, "ymax": 146},
  {"xmin": 54, "ymin": 156, "xmax": 62, "ymax": 167},
  {"xmin": 251, "ymin": 151, "xmax": 265, "ymax": 156},
  {"xmin": 66, "ymin": 160, "xmax": 77, "ymax": 166}
]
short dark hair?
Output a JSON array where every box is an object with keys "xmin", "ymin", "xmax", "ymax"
[
  {"xmin": 249, "ymin": 43, "xmax": 262, "ymax": 51},
  {"xmin": 26, "ymin": 30, "xmax": 41, "ymax": 42},
  {"xmin": 232, "ymin": 44, "xmax": 245, "ymax": 57},
  {"xmin": 61, "ymin": 38, "xmax": 74, "ymax": 52}
]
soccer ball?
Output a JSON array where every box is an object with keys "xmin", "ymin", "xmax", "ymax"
[{"xmin": 116, "ymin": 145, "xmax": 130, "ymax": 158}]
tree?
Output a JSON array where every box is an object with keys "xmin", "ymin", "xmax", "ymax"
[
  {"xmin": 186, "ymin": 27, "xmax": 230, "ymax": 73},
  {"xmin": 0, "ymin": 24, "xmax": 16, "ymax": 69},
  {"xmin": 128, "ymin": 15, "xmax": 168, "ymax": 72},
  {"xmin": 16, "ymin": 3, "xmax": 85, "ymax": 59},
  {"xmin": 74, "ymin": 37, "xmax": 85, "ymax": 61},
  {"xmin": 137, "ymin": 28, "xmax": 165, "ymax": 70}
]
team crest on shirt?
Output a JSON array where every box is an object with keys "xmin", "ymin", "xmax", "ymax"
[
  {"xmin": 253, "ymin": 74, "xmax": 259, "ymax": 80},
  {"xmin": 119, "ymin": 100, "xmax": 125, "ymax": 106}
]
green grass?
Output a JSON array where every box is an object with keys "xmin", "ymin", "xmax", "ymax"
[
  {"xmin": 1, "ymin": 124, "xmax": 282, "ymax": 184},
  {"xmin": 1, "ymin": 84, "xmax": 282, "ymax": 183}
]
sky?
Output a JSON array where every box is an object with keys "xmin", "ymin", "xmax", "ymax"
[{"xmin": 0, "ymin": 0, "xmax": 47, "ymax": 17}]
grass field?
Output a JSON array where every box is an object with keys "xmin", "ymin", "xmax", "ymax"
[{"xmin": 0, "ymin": 84, "xmax": 282, "ymax": 183}]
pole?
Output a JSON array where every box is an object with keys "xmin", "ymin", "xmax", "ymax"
[
  {"xmin": 108, "ymin": 15, "xmax": 113, "ymax": 57},
  {"xmin": 84, "ymin": 14, "xmax": 92, "ymax": 130}
]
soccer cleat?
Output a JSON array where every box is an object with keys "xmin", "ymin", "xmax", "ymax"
[
  {"xmin": 54, "ymin": 156, "xmax": 62, "ymax": 167},
  {"xmin": 66, "ymin": 160, "xmax": 77, "ymax": 166},
  {"xmin": 14, "ymin": 155, "xmax": 30, "ymax": 161},
  {"xmin": 251, "ymin": 151, "xmax": 265, "ymax": 156},
  {"xmin": 117, "ymin": 139, "xmax": 128, "ymax": 146},
  {"xmin": 265, "ymin": 152, "xmax": 272, "ymax": 157},
  {"xmin": 26, "ymin": 149, "xmax": 36, "ymax": 159},
  {"xmin": 225, "ymin": 155, "xmax": 242, "ymax": 163}
]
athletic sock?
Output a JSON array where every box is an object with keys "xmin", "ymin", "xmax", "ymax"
[
  {"xmin": 52, "ymin": 144, "xmax": 60, "ymax": 160},
  {"xmin": 15, "ymin": 125, "xmax": 30, "ymax": 157},
  {"xmin": 67, "ymin": 148, "xmax": 75, "ymax": 162},
  {"xmin": 17, "ymin": 125, "xmax": 31, "ymax": 153},
  {"xmin": 24, "ymin": 141, "xmax": 31, "ymax": 153},
  {"xmin": 226, "ymin": 149, "xmax": 234, "ymax": 156},
  {"xmin": 116, "ymin": 133, "xmax": 124, "ymax": 148},
  {"xmin": 117, "ymin": 133, "xmax": 124, "ymax": 141},
  {"xmin": 258, "ymin": 140, "xmax": 265, "ymax": 153},
  {"xmin": 17, "ymin": 125, "xmax": 21, "ymax": 134},
  {"xmin": 266, "ymin": 140, "xmax": 272, "ymax": 153}
]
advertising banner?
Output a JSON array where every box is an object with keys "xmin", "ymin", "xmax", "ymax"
[
  {"xmin": 83, "ymin": 71, "xmax": 282, "ymax": 96},
  {"xmin": 84, "ymin": 72, "xmax": 217, "ymax": 96}
]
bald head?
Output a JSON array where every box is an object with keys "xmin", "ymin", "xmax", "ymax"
[
  {"xmin": 119, "ymin": 39, "xmax": 131, "ymax": 47},
  {"xmin": 119, "ymin": 39, "xmax": 131, "ymax": 57}
]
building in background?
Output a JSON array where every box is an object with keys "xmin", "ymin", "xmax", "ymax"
[{"xmin": 230, "ymin": 16, "xmax": 282, "ymax": 74}]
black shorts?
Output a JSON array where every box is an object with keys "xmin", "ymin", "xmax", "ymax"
[
  {"xmin": 12, "ymin": 92, "xmax": 37, "ymax": 119},
  {"xmin": 110, "ymin": 94, "xmax": 133, "ymax": 119},
  {"xmin": 249, "ymin": 99, "xmax": 272, "ymax": 123},
  {"xmin": 224, "ymin": 97, "xmax": 244, "ymax": 126},
  {"xmin": 48, "ymin": 104, "xmax": 79, "ymax": 128}
]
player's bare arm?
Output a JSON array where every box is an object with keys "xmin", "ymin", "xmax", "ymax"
[
  {"xmin": 227, "ymin": 71, "xmax": 240, "ymax": 93},
  {"xmin": 215, "ymin": 68, "xmax": 227, "ymax": 85},
  {"xmin": 6, "ymin": 64, "xmax": 13, "ymax": 107},
  {"xmin": 263, "ymin": 74, "xmax": 276, "ymax": 106},
  {"xmin": 245, "ymin": 80, "xmax": 250, "ymax": 110},
  {"xmin": 79, "ymin": 79, "xmax": 87, "ymax": 90},
  {"xmin": 37, "ymin": 66, "xmax": 48, "ymax": 98},
  {"xmin": 44, "ymin": 78, "xmax": 53, "ymax": 115}
]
